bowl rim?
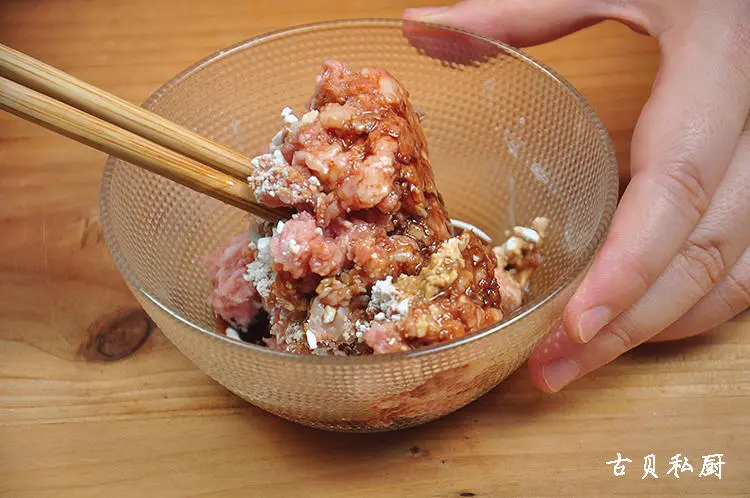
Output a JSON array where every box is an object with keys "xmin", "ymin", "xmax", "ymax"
[{"xmin": 100, "ymin": 18, "xmax": 619, "ymax": 364}]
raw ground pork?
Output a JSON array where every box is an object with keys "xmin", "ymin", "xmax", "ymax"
[{"xmin": 206, "ymin": 60, "xmax": 549, "ymax": 355}]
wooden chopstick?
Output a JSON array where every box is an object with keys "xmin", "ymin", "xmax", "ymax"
[
  {"xmin": 0, "ymin": 44, "xmax": 291, "ymax": 222},
  {"xmin": 0, "ymin": 43, "xmax": 253, "ymax": 181},
  {"xmin": 0, "ymin": 76, "xmax": 288, "ymax": 221}
]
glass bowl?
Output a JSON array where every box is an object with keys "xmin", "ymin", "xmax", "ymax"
[{"xmin": 100, "ymin": 19, "xmax": 618, "ymax": 432}]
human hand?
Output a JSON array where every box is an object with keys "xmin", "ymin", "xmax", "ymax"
[{"xmin": 404, "ymin": 0, "xmax": 750, "ymax": 392}]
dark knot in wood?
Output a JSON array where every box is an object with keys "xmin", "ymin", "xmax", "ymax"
[{"xmin": 79, "ymin": 308, "xmax": 152, "ymax": 361}]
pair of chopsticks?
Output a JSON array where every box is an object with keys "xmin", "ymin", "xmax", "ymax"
[{"xmin": 0, "ymin": 43, "xmax": 289, "ymax": 221}]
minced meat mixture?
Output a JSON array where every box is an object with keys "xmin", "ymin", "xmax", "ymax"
[{"xmin": 205, "ymin": 60, "xmax": 549, "ymax": 355}]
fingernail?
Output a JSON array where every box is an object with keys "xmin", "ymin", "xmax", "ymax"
[
  {"xmin": 403, "ymin": 6, "xmax": 450, "ymax": 20},
  {"xmin": 577, "ymin": 306, "xmax": 612, "ymax": 343},
  {"xmin": 541, "ymin": 358, "xmax": 580, "ymax": 393}
]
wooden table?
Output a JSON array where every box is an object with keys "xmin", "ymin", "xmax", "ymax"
[{"xmin": 1, "ymin": 1, "xmax": 748, "ymax": 496}]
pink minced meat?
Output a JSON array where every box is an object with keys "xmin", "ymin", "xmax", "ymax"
[
  {"xmin": 207, "ymin": 60, "xmax": 548, "ymax": 355},
  {"xmin": 249, "ymin": 59, "xmax": 453, "ymax": 245},
  {"xmin": 205, "ymin": 234, "xmax": 262, "ymax": 330},
  {"xmin": 271, "ymin": 212, "xmax": 344, "ymax": 279}
]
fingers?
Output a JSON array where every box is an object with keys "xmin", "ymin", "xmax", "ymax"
[
  {"xmin": 530, "ymin": 251, "xmax": 750, "ymax": 392},
  {"xmin": 402, "ymin": 0, "xmax": 644, "ymax": 47},
  {"xmin": 562, "ymin": 26, "xmax": 750, "ymax": 345},
  {"xmin": 651, "ymin": 248, "xmax": 750, "ymax": 342},
  {"xmin": 530, "ymin": 129, "xmax": 750, "ymax": 392},
  {"xmin": 528, "ymin": 326, "xmax": 583, "ymax": 393}
]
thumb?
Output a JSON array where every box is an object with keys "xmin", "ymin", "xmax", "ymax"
[{"xmin": 403, "ymin": 0, "xmax": 643, "ymax": 47}]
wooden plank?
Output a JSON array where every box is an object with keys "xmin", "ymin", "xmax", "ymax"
[{"xmin": 1, "ymin": 1, "xmax": 746, "ymax": 496}]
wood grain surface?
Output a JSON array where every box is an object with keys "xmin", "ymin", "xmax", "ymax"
[{"xmin": 1, "ymin": 1, "xmax": 748, "ymax": 496}]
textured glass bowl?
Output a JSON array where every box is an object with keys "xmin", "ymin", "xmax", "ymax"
[{"xmin": 100, "ymin": 19, "xmax": 618, "ymax": 432}]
